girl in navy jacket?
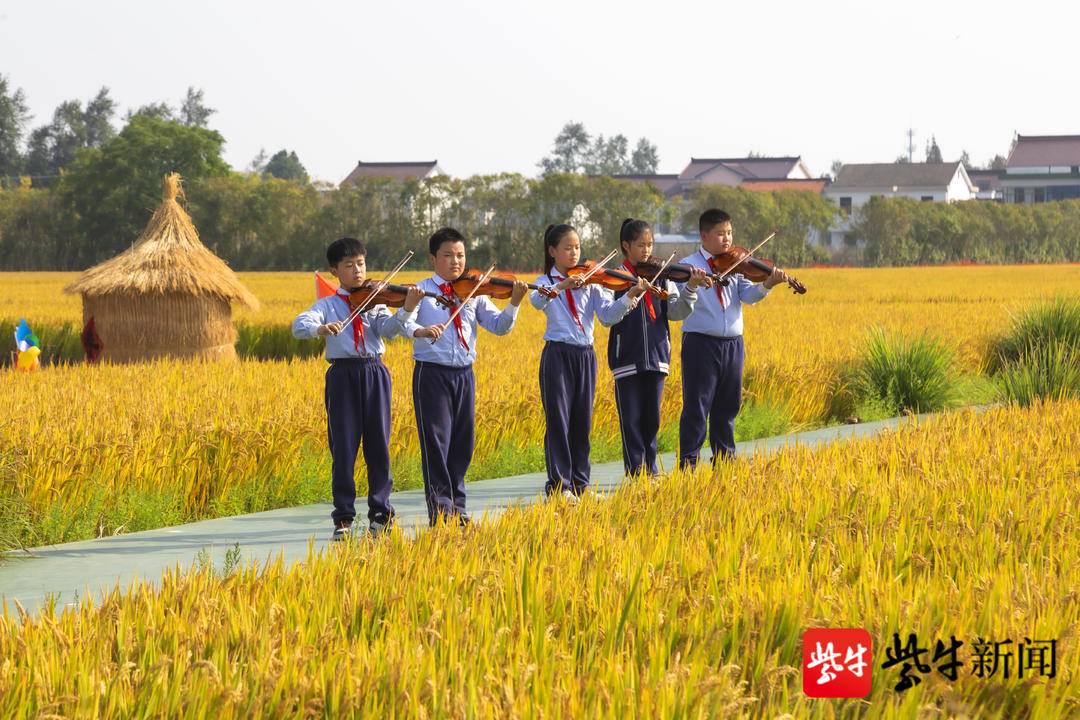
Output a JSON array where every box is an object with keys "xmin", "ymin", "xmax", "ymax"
[{"xmin": 607, "ymin": 219, "xmax": 707, "ymax": 477}]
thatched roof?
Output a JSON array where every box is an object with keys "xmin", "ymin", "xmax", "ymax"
[{"xmin": 65, "ymin": 173, "xmax": 259, "ymax": 309}]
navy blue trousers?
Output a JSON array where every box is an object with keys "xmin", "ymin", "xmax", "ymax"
[
  {"xmin": 324, "ymin": 358, "xmax": 393, "ymax": 524},
  {"xmin": 413, "ymin": 361, "xmax": 475, "ymax": 524},
  {"xmin": 540, "ymin": 342, "xmax": 597, "ymax": 495},
  {"xmin": 614, "ymin": 371, "xmax": 666, "ymax": 477},
  {"xmin": 678, "ymin": 333, "xmax": 745, "ymax": 468}
]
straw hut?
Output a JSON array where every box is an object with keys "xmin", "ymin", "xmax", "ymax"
[{"xmin": 65, "ymin": 173, "xmax": 258, "ymax": 363}]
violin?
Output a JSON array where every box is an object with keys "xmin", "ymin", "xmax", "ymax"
[
  {"xmin": 347, "ymin": 280, "xmax": 455, "ymax": 310},
  {"xmin": 709, "ymin": 247, "xmax": 807, "ymax": 294},
  {"xmin": 565, "ymin": 260, "xmax": 669, "ymax": 300},
  {"xmin": 450, "ymin": 269, "xmax": 556, "ymax": 300},
  {"xmin": 630, "ymin": 257, "xmax": 730, "ymax": 288}
]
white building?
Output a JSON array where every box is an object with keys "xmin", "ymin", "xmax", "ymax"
[{"xmin": 823, "ymin": 162, "xmax": 977, "ymax": 249}]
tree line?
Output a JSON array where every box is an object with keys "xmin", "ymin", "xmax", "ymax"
[{"xmin": 2, "ymin": 76, "xmax": 1079, "ymax": 270}]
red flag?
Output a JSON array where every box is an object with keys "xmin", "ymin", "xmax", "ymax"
[{"xmin": 315, "ymin": 272, "xmax": 338, "ymax": 299}]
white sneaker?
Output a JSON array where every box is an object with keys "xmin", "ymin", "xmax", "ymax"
[{"xmin": 561, "ymin": 489, "xmax": 580, "ymax": 505}]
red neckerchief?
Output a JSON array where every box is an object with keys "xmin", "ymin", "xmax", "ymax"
[
  {"xmin": 551, "ymin": 270, "xmax": 585, "ymax": 332},
  {"xmin": 622, "ymin": 259, "xmax": 656, "ymax": 322},
  {"xmin": 437, "ymin": 281, "xmax": 470, "ymax": 350},
  {"xmin": 336, "ymin": 292, "xmax": 367, "ymax": 354},
  {"xmin": 702, "ymin": 249, "xmax": 726, "ymax": 308}
]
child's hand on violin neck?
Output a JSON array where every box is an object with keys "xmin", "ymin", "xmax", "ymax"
[
  {"xmin": 319, "ymin": 321, "xmax": 345, "ymax": 337},
  {"xmin": 762, "ymin": 267, "xmax": 789, "ymax": 289},
  {"xmin": 627, "ymin": 277, "xmax": 649, "ymax": 300},
  {"xmin": 687, "ymin": 267, "xmax": 711, "ymax": 290},
  {"xmin": 509, "ymin": 280, "xmax": 528, "ymax": 306},
  {"xmin": 403, "ymin": 285, "xmax": 425, "ymax": 312},
  {"xmin": 414, "ymin": 324, "xmax": 444, "ymax": 341}
]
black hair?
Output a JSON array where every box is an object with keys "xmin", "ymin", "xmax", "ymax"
[
  {"xmin": 699, "ymin": 209, "xmax": 732, "ymax": 235},
  {"xmin": 326, "ymin": 237, "xmax": 366, "ymax": 267},
  {"xmin": 428, "ymin": 227, "xmax": 466, "ymax": 256},
  {"xmin": 543, "ymin": 223, "xmax": 577, "ymax": 274},
  {"xmin": 619, "ymin": 218, "xmax": 653, "ymax": 255}
]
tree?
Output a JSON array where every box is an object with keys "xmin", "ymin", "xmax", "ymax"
[
  {"xmin": 24, "ymin": 89, "xmax": 116, "ymax": 180},
  {"xmin": 538, "ymin": 122, "xmax": 591, "ymax": 175},
  {"xmin": 830, "ymin": 159, "xmax": 844, "ymax": 179},
  {"xmin": 0, "ymin": 75, "xmax": 31, "ymax": 178},
  {"xmin": 84, "ymin": 88, "xmax": 117, "ymax": 148},
  {"xmin": 584, "ymin": 133, "xmax": 631, "ymax": 174},
  {"xmin": 263, "ymin": 149, "xmax": 308, "ymax": 183},
  {"xmin": 894, "ymin": 155, "xmax": 911, "ymax": 164},
  {"xmin": 179, "ymin": 87, "xmax": 215, "ymax": 128},
  {"xmin": 247, "ymin": 147, "xmax": 269, "ymax": 174},
  {"xmin": 126, "ymin": 101, "xmax": 176, "ymax": 123},
  {"xmin": 539, "ymin": 122, "xmax": 661, "ymax": 176},
  {"xmin": 959, "ymin": 149, "xmax": 972, "ymax": 170},
  {"xmin": 925, "ymin": 135, "xmax": 943, "ymax": 163},
  {"xmin": 630, "ymin": 138, "xmax": 659, "ymax": 174},
  {"xmin": 60, "ymin": 115, "xmax": 231, "ymax": 266},
  {"xmin": 987, "ymin": 154, "xmax": 1007, "ymax": 170}
]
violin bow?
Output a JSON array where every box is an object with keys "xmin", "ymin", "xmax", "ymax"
[
  {"xmin": 429, "ymin": 263, "xmax": 498, "ymax": 345},
  {"xmin": 334, "ymin": 250, "xmax": 415, "ymax": 334},
  {"xmin": 569, "ymin": 249, "xmax": 619, "ymax": 288},
  {"xmin": 643, "ymin": 251, "xmax": 678, "ymax": 294},
  {"xmin": 714, "ymin": 231, "xmax": 776, "ymax": 283}
]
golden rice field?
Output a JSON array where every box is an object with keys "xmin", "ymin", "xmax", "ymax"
[
  {"xmin": 2, "ymin": 266, "xmax": 1080, "ymax": 548},
  {"xmin": 1, "ymin": 400, "xmax": 1077, "ymax": 718}
]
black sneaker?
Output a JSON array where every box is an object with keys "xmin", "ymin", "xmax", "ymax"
[
  {"xmin": 332, "ymin": 520, "xmax": 353, "ymax": 542},
  {"xmin": 457, "ymin": 513, "xmax": 472, "ymax": 527},
  {"xmin": 369, "ymin": 513, "xmax": 394, "ymax": 536}
]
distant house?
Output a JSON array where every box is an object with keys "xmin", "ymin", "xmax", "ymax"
[
  {"xmin": 823, "ymin": 162, "xmax": 977, "ymax": 250},
  {"xmin": 678, "ymin": 156, "xmax": 814, "ymax": 190},
  {"xmin": 966, "ymin": 169, "xmax": 1004, "ymax": 201},
  {"xmin": 340, "ymin": 160, "xmax": 444, "ymax": 187},
  {"xmin": 826, "ymin": 162, "xmax": 976, "ymax": 208},
  {"xmin": 1000, "ymin": 134, "xmax": 1080, "ymax": 203}
]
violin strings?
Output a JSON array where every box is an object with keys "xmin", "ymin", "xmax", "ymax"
[
  {"xmin": 336, "ymin": 251, "xmax": 415, "ymax": 334},
  {"xmin": 714, "ymin": 232, "xmax": 775, "ymax": 282},
  {"xmin": 430, "ymin": 262, "xmax": 498, "ymax": 345}
]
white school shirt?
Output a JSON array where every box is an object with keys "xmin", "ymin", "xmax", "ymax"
[
  {"xmin": 292, "ymin": 291, "xmax": 402, "ymax": 359},
  {"xmin": 674, "ymin": 247, "xmax": 771, "ymax": 337},
  {"xmin": 528, "ymin": 270, "xmax": 636, "ymax": 346},
  {"xmin": 394, "ymin": 274, "xmax": 519, "ymax": 367}
]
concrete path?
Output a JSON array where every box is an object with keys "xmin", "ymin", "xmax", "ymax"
[{"xmin": 0, "ymin": 412, "xmax": 946, "ymax": 615}]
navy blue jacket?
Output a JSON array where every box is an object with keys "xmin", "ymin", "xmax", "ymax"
[{"xmin": 607, "ymin": 277, "xmax": 694, "ymax": 378}]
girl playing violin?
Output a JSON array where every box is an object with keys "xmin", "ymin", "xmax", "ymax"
[
  {"xmin": 607, "ymin": 218, "xmax": 707, "ymax": 479},
  {"xmin": 676, "ymin": 209, "xmax": 790, "ymax": 469},
  {"xmin": 529, "ymin": 223, "xmax": 648, "ymax": 502}
]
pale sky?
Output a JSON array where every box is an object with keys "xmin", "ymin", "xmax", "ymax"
[{"xmin": 3, "ymin": 0, "xmax": 1077, "ymax": 183}]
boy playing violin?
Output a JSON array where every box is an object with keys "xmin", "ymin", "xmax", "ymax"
[
  {"xmin": 675, "ymin": 210, "xmax": 790, "ymax": 469},
  {"xmin": 291, "ymin": 237, "xmax": 423, "ymax": 540},
  {"xmin": 395, "ymin": 227, "xmax": 528, "ymax": 526}
]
